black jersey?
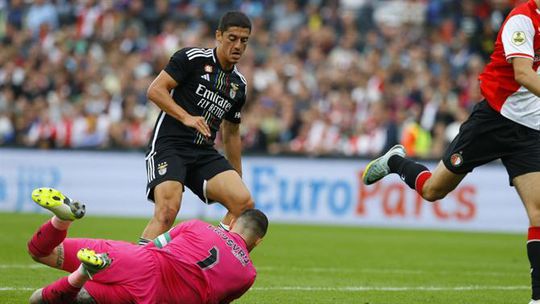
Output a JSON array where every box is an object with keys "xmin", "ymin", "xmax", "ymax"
[{"xmin": 147, "ymin": 47, "xmax": 247, "ymax": 152}]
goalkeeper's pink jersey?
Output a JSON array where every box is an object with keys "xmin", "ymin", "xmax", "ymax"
[{"xmin": 147, "ymin": 219, "xmax": 257, "ymax": 304}]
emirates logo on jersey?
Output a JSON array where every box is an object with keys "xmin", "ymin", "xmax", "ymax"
[{"xmin": 512, "ymin": 31, "xmax": 526, "ymax": 46}]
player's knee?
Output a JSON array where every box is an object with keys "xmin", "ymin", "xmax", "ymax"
[
  {"xmin": 239, "ymin": 191, "xmax": 254, "ymax": 208},
  {"xmin": 229, "ymin": 192, "xmax": 254, "ymax": 215},
  {"xmin": 527, "ymin": 205, "xmax": 540, "ymax": 226},
  {"xmin": 154, "ymin": 189, "xmax": 181, "ymax": 227},
  {"xmin": 28, "ymin": 251, "xmax": 41, "ymax": 263},
  {"xmin": 422, "ymin": 186, "xmax": 448, "ymax": 202},
  {"xmin": 154, "ymin": 205, "xmax": 180, "ymax": 227},
  {"xmin": 27, "ymin": 243, "xmax": 42, "ymax": 263},
  {"xmin": 243, "ymin": 196, "xmax": 255, "ymax": 211},
  {"xmin": 530, "ymin": 215, "xmax": 540, "ymax": 227},
  {"xmin": 155, "ymin": 185, "xmax": 182, "ymax": 204},
  {"xmin": 29, "ymin": 288, "xmax": 44, "ymax": 304}
]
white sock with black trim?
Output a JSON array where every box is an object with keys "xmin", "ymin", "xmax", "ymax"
[
  {"xmin": 138, "ymin": 237, "xmax": 151, "ymax": 246},
  {"xmin": 219, "ymin": 222, "xmax": 230, "ymax": 231}
]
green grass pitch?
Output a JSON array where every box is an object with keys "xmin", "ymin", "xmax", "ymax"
[{"xmin": 0, "ymin": 212, "xmax": 530, "ymax": 303}]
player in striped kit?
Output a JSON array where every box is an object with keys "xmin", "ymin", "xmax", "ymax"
[
  {"xmin": 363, "ymin": 1, "xmax": 540, "ymax": 303},
  {"xmin": 141, "ymin": 11, "xmax": 254, "ymax": 245},
  {"xmin": 28, "ymin": 188, "xmax": 268, "ymax": 304}
]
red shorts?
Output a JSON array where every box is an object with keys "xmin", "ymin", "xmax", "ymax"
[{"xmin": 62, "ymin": 238, "xmax": 160, "ymax": 304}]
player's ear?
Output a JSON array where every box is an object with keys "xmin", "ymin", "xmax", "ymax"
[{"xmin": 215, "ymin": 30, "xmax": 222, "ymax": 43}]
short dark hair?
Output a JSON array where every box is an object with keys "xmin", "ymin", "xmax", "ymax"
[
  {"xmin": 218, "ymin": 11, "xmax": 251, "ymax": 32},
  {"xmin": 238, "ymin": 209, "xmax": 268, "ymax": 238}
]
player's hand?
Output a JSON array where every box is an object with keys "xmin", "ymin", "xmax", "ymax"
[{"xmin": 182, "ymin": 115, "xmax": 211, "ymax": 137}]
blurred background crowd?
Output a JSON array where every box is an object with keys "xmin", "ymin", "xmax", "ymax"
[{"xmin": 0, "ymin": 0, "xmax": 518, "ymax": 158}]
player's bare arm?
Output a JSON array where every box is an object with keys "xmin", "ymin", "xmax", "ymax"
[
  {"xmin": 147, "ymin": 71, "xmax": 211, "ymax": 137},
  {"xmin": 221, "ymin": 120, "xmax": 243, "ymax": 177},
  {"xmin": 512, "ymin": 57, "xmax": 540, "ymax": 97}
]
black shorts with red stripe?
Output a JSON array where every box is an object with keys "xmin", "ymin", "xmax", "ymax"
[{"xmin": 442, "ymin": 100, "xmax": 540, "ymax": 185}]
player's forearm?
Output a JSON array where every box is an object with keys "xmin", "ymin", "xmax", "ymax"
[
  {"xmin": 223, "ymin": 133, "xmax": 243, "ymax": 176},
  {"xmin": 514, "ymin": 68, "xmax": 540, "ymax": 97},
  {"xmin": 147, "ymin": 86, "xmax": 190, "ymax": 123}
]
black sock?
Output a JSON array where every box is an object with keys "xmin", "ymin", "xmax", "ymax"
[
  {"xmin": 388, "ymin": 155, "xmax": 430, "ymax": 190},
  {"xmin": 138, "ymin": 237, "xmax": 151, "ymax": 246},
  {"xmin": 528, "ymin": 228, "xmax": 540, "ymax": 299}
]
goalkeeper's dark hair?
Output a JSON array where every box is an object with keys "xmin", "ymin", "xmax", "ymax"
[
  {"xmin": 237, "ymin": 209, "xmax": 268, "ymax": 239},
  {"xmin": 218, "ymin": 11, "xmax": 252, "ymax": 33}
]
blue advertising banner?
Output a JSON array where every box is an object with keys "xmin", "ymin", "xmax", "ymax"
[{"xmin": 0, "ymin": 149, "xmax": 527, "ymax": 232}]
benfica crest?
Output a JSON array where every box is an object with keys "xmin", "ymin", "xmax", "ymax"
[
  {"xmin": 157, "ymin": 162, "xmax": 168, "ymax": 175},
  {"xmin": 230, "ymin": 83, "xmax": 239, "ymax": 99}
]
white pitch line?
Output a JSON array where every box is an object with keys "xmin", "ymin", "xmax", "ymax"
[
  {"xmin": 1, "ymin": 285, "xmax": 529, "ymax": 293},
  {"xmin": 251, "ymin": 285, "xmax": 529, "ymax": 292},
  {"xmin": 0, "ymin": 264, "xmax": 46, "ymax": 269},
  {"xmin": 257, "ymin": 266, "xmax": 421, "ymax": 274},
  {"xmin": 0, "ymin": 264, "xmax": 518, "ymax": 277},
  {"xmin": 256, "ymin": 266, "xmax": 519, "ymax": 277}
]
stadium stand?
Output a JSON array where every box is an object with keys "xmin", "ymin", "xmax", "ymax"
[{"xmin": 0, "ymin": 0, "xmax": 516, "ymax": 157}]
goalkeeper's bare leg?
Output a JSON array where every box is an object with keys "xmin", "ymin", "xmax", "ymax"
[{"xmin": 27, "ymin": 188, "xmax": 112, "ymax": 304}]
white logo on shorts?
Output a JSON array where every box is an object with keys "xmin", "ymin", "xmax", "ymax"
[{"xmin": 157, "ymin": 162, "xmax": 168, "ymax": 175}]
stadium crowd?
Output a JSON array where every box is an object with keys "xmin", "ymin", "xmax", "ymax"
[{"xmin": 0, "ymin": 0, "xmax": 517, "ymax": 158}]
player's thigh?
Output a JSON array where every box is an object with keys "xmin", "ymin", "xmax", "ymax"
[
  {"xmin": 36, "ymin": 238, "xmax": 106, "ymax": 272},
  {"xmin": 423, "ymin": 161, "xmax": 467, "ymax": 196},
  {"xmin": 185, "ymin": 149, "xmax": 245, "ymax": 205},
  {"xmin": 513, "ymin": 173, "xmax": 540, "ymax": 226},
  {"xmin": 441, "ymin": 101, "xmax": 510, "ymax": 176},
  {"xmin": 61, "ymin": 238, "xmax": 110, "ymax": 272},
  {"xmin": 84, "ymin": 243, "xmax": 157, "ymax": 303},
  {"xmin": 153, "ymin": 180, "xmax": 184, "ymax": 212},
  {"xmin": 32, "ymin": 245, "xmax": 64, "ymax": 270},
  {"xmin": 501, "ymin": 120, "xmax": 540, "ymax": 186},
  {"xmin": 206, "ymin": 170, "xmax": 251, "ymax": 206},
  {"xmin": 83, "ymin": 282, "xmax": 134, "ymax": 304},
  {"xmin": 502, "ymin": 121, "xmax": 540, "ymax": 224}
]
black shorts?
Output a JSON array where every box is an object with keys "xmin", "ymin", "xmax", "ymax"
[
  {"xmin": 145, "ymin": 145, "xmax": 234, "ymax": 203},
  {"xmin": 442, "ymin": 100, "xmax": 540, "ymax": 185}
]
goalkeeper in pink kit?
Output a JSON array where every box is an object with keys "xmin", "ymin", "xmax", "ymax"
[{"xmin": 27, "ymin": 188, "xmax": 268, "ymax": 304}]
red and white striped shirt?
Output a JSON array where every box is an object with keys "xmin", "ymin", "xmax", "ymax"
[{"xmin": 479, "ymin": 0, "xmax": 540, "ymax": 130}]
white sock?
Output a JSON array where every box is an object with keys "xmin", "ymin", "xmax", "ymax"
[
  {"xmin": 219, "ymin": 222, "xmax": 230, "ymax": 231},
  {"xmin": 68, "ymin": 265, "xmax": 90, "ymax": 287},
  {"xmin": 138, "ymin": 237, "xmax": 151, "ymax": 246},
  {"xmin": 51, "ymin": 216, "xmax": 72, "ymax": 231}
]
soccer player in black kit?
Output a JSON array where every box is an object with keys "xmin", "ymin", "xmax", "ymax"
[{"xmin": 140, "ymin": 11, "xmax": 254, "ymax": 244}]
